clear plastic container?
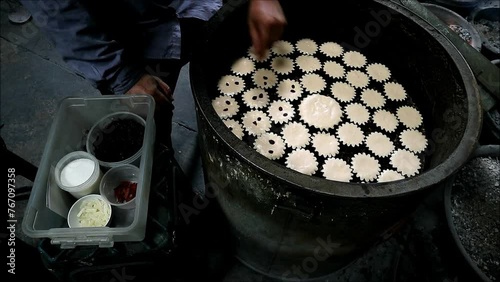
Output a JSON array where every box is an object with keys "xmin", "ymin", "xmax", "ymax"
[
  {"xmin": 22, "ymin": 95, "xmax": 156, "ymax": 248},
  {"xmin": 100, "ymin": 164, "xmax": 140, "ymax": 210},
  {"xmin": 54, "ymin": 151, "xmax": 102, "ymax": 199},
  {"xmin": 86, "ymin": 111, "xmax": 146, "ymax": 168}
]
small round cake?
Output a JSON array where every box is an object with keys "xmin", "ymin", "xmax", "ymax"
[
  {"xmin": 271, "ymin": 56, "xmax": 295, "ymax": 75},
  {"xmin": 299, "ymin": 94, "xmax": 343, "ymax": 129},
  {"xmin": 319, "ymin": 42, "xmax": 344, "ymax": 58},
  {"xmin": 212, "ymin": 95, "xmax": 239, "ymax": 119},
  {"xmin": 268, "ymin": 100, "xmax": 295, "ymax": 124},
  {"xmin": 248, "ymin": 46, "xmax": 271, "ymax": 62},
  {"xmin": 242, "ymin": 88, "xmax": 269, "ymax": 109},
  {"xmin": 296, "ymin": 38, "xmax": 318, "ymax": 55},
  {"xmin": 231, "ymin": 57, "xmax": 255, "ymax": 76},
  {"xmin": 342, "ymin": 51, "xmax": 367, "ymax": 68},
  {"xmin": 286, "ymin": 149, "xmax": 318, "ymax": 176},
  {"xmin": 300, "ymin": 73, "xmax": 326, "ymax": 94},
  {"xmin": 271, "ymin": 40, "xmax": 295, "ymax": 56},
  {"xmin": 322, "ymin": 158, "xmax": 353, "ymax": 182},
  {"xmin": 377, "ymin": 169, "xmax": 404, "ymax": 183},
  {"xmin": 223, "ymin": 119, "xmax": 245, "ymax": 140},
  {"xmin": 330, "ymin": 82, "xmax": 356, "ymax": 103},
  {"xmin": 296, "ymin": 55, "xmax": 322, "ymax": 73},
  {"xmin": 337, "ymin": 122, "xmax": 365, "ymax": 147},
  {"xmin": 397, "ymin": 106, "xmax": 423, "ymax": 129},
  {"xmin": 254, "ymin": 133, "xmax": 286, "ymax": 160},
  {"xmin": 323, "ymin": 61, "xmax": 345, "ymax": 79},
  {"xmin": 282, "ymin": 122, "xmax": 311, "ymax": 148},
  {"xmin": 241, "ymin": 110, "xmax": 272, "ymax": 136},
  {"xmin": 366, "ymin": 63, "xmax": 391, "ymax": 82},
  {"xmin": 345, "ymin": 103, "xmax": 370, "ymax": 125},
  {"xmin": 311, "ymin": 132, "xmax": 339, "ymax": 157},
  {"xmin": 390, "ymin": 149, "xmax": 421, "ymax": 177},
  {"xmin": 217, "ymin": 75, "xmax": 245, "ymax": 96},
  {"xmin": 351, "ymin": 153, "xmax": 381, "ymax": 182},
  {"xmin": 253, "ymin": 69, "xmax": 278, "ymax": 89},
  {"xmin": 365, "ymin": 132, "xmax": 394, "ymax": 157},
  {"xmin": 384, "ymin": 82, "xmax": 407, "ymax": 101},
  {"xmin": 277, "ymin": 79, "xmax": 303, "ymax": 101},
  {"xmin": 400, "ymin": 129, "xmax": 427, "ymax": 153},
  {"xmin": 372, "ymin": 109, "xmax": 399, "ymax": 133},
  {"xmin": 360, "ymin": 88, "xmax": 386, "ymax": 109},
  {"xmin": 346, "ymin": 70, "xmax": 370, "ymax": 89}
]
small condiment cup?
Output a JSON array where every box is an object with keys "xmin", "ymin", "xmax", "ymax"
[
  {"xmin": 99, "ymin": 164, "xmax": 140, "ymax": 209},
  {"xmin": 86, "ymin": 111, "xmax": 146, "ymax": 169},
  {"xmin": 67, "ymin": 194, "xmax": 112, "ymax": 228},
  {"xmin": 54, "ymin": 151, "xmax": 102, "ymax": 199}
]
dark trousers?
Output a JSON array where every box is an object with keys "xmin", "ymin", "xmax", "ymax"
[{"xmin": 143, "ymin": 18, "xmax": 206, "ymax": 148}]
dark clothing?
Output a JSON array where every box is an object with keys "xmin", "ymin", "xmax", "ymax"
[{"xmin": 20, "ymin": 0, "xmax": 222, "ymax": 95}]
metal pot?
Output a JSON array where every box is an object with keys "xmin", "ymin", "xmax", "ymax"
[
  {"xmin": 469, "ymin": 0, "xmax": 500, "ymax": 59},
  {"xmin": 190, "ymin": 0, "xmax": 482, "ymax": 280}
]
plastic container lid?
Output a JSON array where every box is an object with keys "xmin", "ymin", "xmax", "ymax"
[{"xmin": 54, "ymin": 151, "xmax": 102, "ymax": 199}]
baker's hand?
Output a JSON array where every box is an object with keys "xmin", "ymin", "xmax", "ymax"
[
  {"xmin": 125, "ymin": 74, "xmax": 173, "ymax": 109},
  {"xmin": 248, "ymin": 0, "xmax": 287, "ymax": 59}
]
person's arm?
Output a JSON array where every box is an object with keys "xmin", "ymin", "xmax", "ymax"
[
  {"xmin": 247, "ymin": 0, "xmax": 287, "ymax": 59},
  {"xmin": 19, "ymin": 0, "xmax": 148, "ymax": 96}
]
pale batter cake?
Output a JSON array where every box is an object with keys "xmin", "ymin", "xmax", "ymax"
[
  {"xmin": 390, "ymin": 149, "xmax": 421, "ymax": 177},
  {"xmin": 296, "ymin": 38, "xmax": 318, "ymax": 55},
  {"xmin": 345, "ymin": 103, "xmax": 370, "ymax": 125},
  {"xmin": 323, "ymin": 61, "xmax": 345, "ymax": 79},
  {"xmin": 366, "ymin": 63, "xmax": 391, "ymax": 82},
  {"xmin": 300, "ymin": 73, "xmax": 326, "ymax": 93},
  {"xmin": 319, "ymin": 42, "xmax": 344, "ymax": 58},
  {"xmin": 311, "ymin": 132, "xmax": 340, "ymax": 157},
  {"xmin": 253, "ymin": 68, "xmax": 278, "ymax": 89},
  {"xmin": 223, "ymin": 119, "xmax": 245, "ymax": 140},
  {"xmin": 271, "ymin": 56, "xmax": 295, "ymax": 75},
  {"xmin": 296, "ymin": 55, "xmax": 322, "ymax": 73},
  {"xmin": 400, "ymin": 129, "xmax": 427, "ymax": 153},
  {"xmin": 299, "ymin": 94, "xmax": 343, "ymax": 129},
  {"xmin": 281, "ymin": 122, "xmax": 311, "ymax": 148},
  {"xmin": 254, "ymin": 132, "xmax": 286, "ymax": 160},
  {"xmin": 217, "ymin": 75, "xmax": 245, "ymax": 96},
  {"xmin": 330, "ymin": 82, "xmax": 356, "ymax": 103},
  {"xmin": 241, "ymin": 110, "xmax": 271, "ymax": 136},
  {"xmin": 360, "ymin": 88, "xmax": 386, "ymax": 109},
  {"xmin": 231, "ymin": 57, "xmax": 255, "ymax": 76},
  {"xmin": 268, "ymin": 100, "xmax": 295, "ymax": 124},
  {"xmin": 271, "ymin": 40, "xmax": 295, "ymax": 56},
  {"xmin": 337, "ymin": 122, "xmax": 365, "ymax": 147},
  {"xmin": 397, "ymin": 106, "xmax": 423, "ymax": 129},
  {"xmin": 277, "ymin": 79, "xmax": 303, "ymax": 101},
  {"xmin": 242, "ymin": 88, "xmax": 269, "ymax": 109},
  {"xmin": 286, "ymin": 149, "xmax": 318, "ymax": 176},
  {"xmin": 372, "ymin": 109, "xmax": 399, "ymax": 133},
  {"xmin": 322, "ymin": 158, "xmax": 353, "ymax": 182},
  {"xmin": 351, "ymin": 153, "xmax": 381, "ymax": 182},
  {"xmin": 343, "ymin": 51, "xmax": 367, "ymax": 68},
  {"xmin": 346, "ymin": 70, "xmax": 370, "ymax": 89},
  {"xmin": 212, "ymin": 95, "xmax": 239, "ymax": 119},
  {"xmin": 365, "ymin": 132, "xmax": 395, "ymax": 158}
]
